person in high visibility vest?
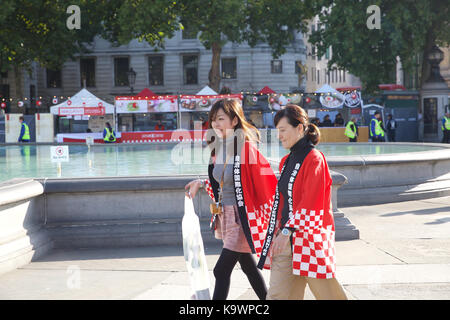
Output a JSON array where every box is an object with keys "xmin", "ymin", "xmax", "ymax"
[
  {"xmin": 442, "ymin": 110, "xmax": 450, "ymax": 144},
  {"xmin": 369, "ymin": 111, "xmax": 385, "ymax": 142},
  {"xmin": 103, "ymin": 122, "xmax": 116, "ymax": 143},
  {"xmin": 344, "ymin": 117, "xmax": 358, "ymax": 142},
  {"xmin": 18, "ymin": 116, "xmax": 30, "ymax": 142}
]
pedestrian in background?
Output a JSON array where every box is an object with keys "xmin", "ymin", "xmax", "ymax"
[
  {"xmin": 103, "ymin": 122, "xmax": 116, "ymax": 143},
  {"xmin": 386, "ymin": 114, "xmax": 398, "ymax": 142},
  {"xmin": 334, "ymin": 113, "xmax": 344, "ymax": 127},
  {"xmin": 344, "ymin": 117, "xmax": 358, "ymax": 142},
  {"xmin": 442, "ymin": 110, "xmax": 450, "ymax": 144},
  {"xmin": 369, "ymin": 111, "xmax": 385, "ymax": 142},
  {"xmin": 18, "ymin": 116, "xmax": 30, "ymax": 142},
  {"xmin": 321, "ymin": 114, "xmax": 333, "ymax": 127}
]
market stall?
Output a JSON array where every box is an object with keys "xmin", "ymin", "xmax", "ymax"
[
  {"xmin": 50, "ymin": 89, "xmax": 119, "ymax": 143},
  {"xmin": 115, "ymin": 92, "xmax": 178, "ymax": 134}
]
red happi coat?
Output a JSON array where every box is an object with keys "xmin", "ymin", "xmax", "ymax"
[
  {"xmin": 259, "ymin": 148, "xmax": 336, "ymax": 279},
  {"xmin": 204, "ymin": 141, "xmax": 278, "ymax": 255}
]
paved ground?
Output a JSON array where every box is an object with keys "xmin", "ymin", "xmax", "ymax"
[{"xmin": 0, "ymin": 196, "xmax": 449, "ymax": 300}]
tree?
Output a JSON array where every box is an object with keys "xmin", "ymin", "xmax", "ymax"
[
  {"xmin": 107, "ymin": 0, "xmax": 317, "ymax": 93},
  {"xmin": 176, "ymin": 0, "xmax": 316, "ymax": 92},
  {"xmin": 0, "ymin": 0, "xmax": 114, "ymax": 72},
  {"xmin": 100, "ymin": 0, "xmax": 181, "ymax": 48},
  {"xmin": 0, "ymin": 0, "xmax": 113, "ymax": 100},
  {"xmin": 308, "ymin": 0, "xmax": 450, "ymax": 93}
]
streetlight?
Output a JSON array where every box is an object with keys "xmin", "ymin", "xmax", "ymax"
[{"xmin": 127, "ymin": 67, "xmax": 136, "ymax": 94}]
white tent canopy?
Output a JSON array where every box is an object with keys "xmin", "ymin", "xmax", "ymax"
[
  {"xmin": 362, "ymin": 103, "xmax": 383, "ymax": 109},
  {"xmin": 315, "ymin": 84, "xmax": 344, "ymax": 97},
  {"xmin": 50, "ymin": 88, "xmax": 115, "ymax": 116},
  {"xmin": 315, "ymin": 84, "xmax": 345, "ymax": 108},
  {"xmin": 196, "ymin": 85, "xmax": 217, "ymax": 95}
]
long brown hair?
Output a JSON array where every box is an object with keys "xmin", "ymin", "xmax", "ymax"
[
  {"xmin": 206, "ymin": 99, "xmax": 260, "ymax": 156},
  {"xmin": 274, "ymin": 104, "xmax": 320, "ymax": 145}
]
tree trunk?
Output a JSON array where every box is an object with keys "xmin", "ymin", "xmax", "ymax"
[{"xmin": 208, "ymin": 42, "xmax": 222, "ymax": 93}]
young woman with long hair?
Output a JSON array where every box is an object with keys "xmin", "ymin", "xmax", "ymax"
[{"xmin": 185, "ymin": 98, "xmax": 277, "ymax": 300}]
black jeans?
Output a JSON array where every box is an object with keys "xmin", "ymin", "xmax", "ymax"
[
  {"xmin": 387, "ymin": 130, "xmax": 396, "ymax": 142},
  {"xmin": 213, "ymin": 248, "xmax": 267, "ymax": 300}
]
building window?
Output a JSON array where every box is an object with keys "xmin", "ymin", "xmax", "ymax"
[
  {"xmin": 339, "ymin": 70, "xmax": 342, "ymax": 82},
  {"xmin": 325, "ymin": 47, "xmax": 330, "ymax": 60},
  {"xmin": 183, "ymin": 55, "xmax": 198, "ymax": 85},
  {"xmin": 47, "ymin": 69, "xmax": 62, "ymax": 88},
  {"xmin": 332, "ymin": 69, "xmax": 335, "ymax": 83},
  {"xmin": 271, "ymin": 60, "xmax": 282, "ymax": 74},
  {"xmin": 221, "ymin": 58, "xmax": 237, "ymax": 79},
  {"xmin": 343, "ymin": 70, "xmax": 346, "ymax": 82},
  {"xmin": 114, "ymin": 57, "xmax": 130, "ymax": 87},
  {"xmin": 148, "ymin": 56, "xmax": 164, "ymax": 86},
  {"xmin": 80, "ymin": 58, "xmax": 96, "ymax": 87},
  {"xmin": 327, "ymin": 70, "xmax": 330, "ymax": 83},
  {"xmin": 317, "ymin": 69, "xmax": 320, "ymax": 84}
]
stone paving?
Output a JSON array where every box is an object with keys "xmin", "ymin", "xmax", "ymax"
[{"xmin": 0, "ymin": 196, "xmax": 449, "ymax": 300}]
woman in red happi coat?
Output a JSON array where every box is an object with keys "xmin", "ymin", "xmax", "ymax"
[
  {"xmin": 185, "ymin": 99, "xmax": 277, "ymax": 300},
  {"xmin": 257, "ymin": 104, "xmax": 347, "ymax": 300}
]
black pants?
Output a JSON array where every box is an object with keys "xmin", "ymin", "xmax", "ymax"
[
  {"xmin": 213, "ymin": 248, "xmax": 267, "ymax": 300},
  {"xmin": 387, "ymin": 130, "xmax": 396, "ymax": 142},
  {"xmin": 349, "ymin": 137, "xmax": 357, "ymax": 142},
  {"xmin": 443, "ymin": 130, "xmax": 450, "ymax": 144}
]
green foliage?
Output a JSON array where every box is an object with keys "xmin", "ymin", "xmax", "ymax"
[
  {"xmin": 0, "ymin": 0, "xmax": 109, "ymax": 72},
  {"xmin": 101, "ymin": 0, "xmax": 181, "ymax": 48},
  {"xmin": 309, "ymin": 0, "xmax": 450, "ymax": 93}
]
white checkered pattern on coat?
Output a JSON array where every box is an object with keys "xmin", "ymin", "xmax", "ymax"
[
  {"xmin": 259, "ymin": 196, "xmax": 275, "ymax": 222},
  {"xmin": 246, "ymin": 209, "xmax": 267, "ymax": 255},
  {"xmin": 285, "ymin": 208, "xmax": 324, "ymax": 231},
  {"xmin": 204, "ymin": 179, "xmax": 215, "ymax": 202},
  {"xmin": 291, "ymin": 226, "xmax": 336, "ymax": 279},
  {"xmin": 246, "ymin": 195, "xmax": 274, "ymax": 255}
]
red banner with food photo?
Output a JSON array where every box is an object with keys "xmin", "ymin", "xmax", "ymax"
[{"xmin": 115, "ymin": 95, "xmax": 178, "ymax": 113}]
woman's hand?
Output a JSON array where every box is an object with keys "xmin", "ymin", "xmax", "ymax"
[
  {"xmin": 185, "ymin": 179, "xmax": 202, "ymax": 199},
  {"xmin": 272, "ymin": 232, "xmax": 290, "ymax": 256}
]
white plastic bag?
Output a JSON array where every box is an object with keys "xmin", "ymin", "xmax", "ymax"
[{"xmin": 182, "ymin": 195, "xmax": 211, "ymax": 300}]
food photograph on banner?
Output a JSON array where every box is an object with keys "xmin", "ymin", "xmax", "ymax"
[
  {"xmin": 114, "ymin": 95, "xmax": 178, "ymax": 132},
  {"xmin": 268, "ymin": 94, "xmax": 302, "ymax": 111},
  {"xmin": 179, "ymin": 94, "xmax": 243, "ymax": 130}
]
